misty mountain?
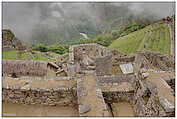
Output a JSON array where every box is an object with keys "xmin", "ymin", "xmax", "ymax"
[{"xmin": 2, "ymin": 2, "xmax": 175, "ymax": 45}]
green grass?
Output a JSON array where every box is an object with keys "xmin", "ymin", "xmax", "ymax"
[
  {"xmin": 2, "ymin": 50, "xmax": 27, "ymax": 60},
  {"xmin": 29, "ymin": 52, "xmax": 49, "ymax": 61},
  {"xmin": 109, "ymin": 26, "xmax": 146, "ymax": 54},
  {"xmin": 109, "ymin": 22, "xmax": 171, "ymax": 55},
  {"xmin": 146, "ymin": 28, "xmax": 156, "ymax": 51},
  {"xmin": 158, "ymin": 25, "xmax": 166, "ymax": 54},
  {"xmin": 2, "ymin": 50, "xmax": 18, "ymax": 60},
  {"xmin": 166, "ymin": 27, "xmax": 171, "ymax": 55},
  {"xmin": 47, "ymin": 52, "xmax": 59, "ymax": 58},
  {"xmin": 3, "ymin": 50, "xmax": 49, "ymax": 61}
]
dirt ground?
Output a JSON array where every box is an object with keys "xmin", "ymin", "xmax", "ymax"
[
  {"xmin": 2, "ymin": 102, "xmax": 79, "ymax": 117},
  {"xmin": 2, "ymin": 77, "xmax": 75, "ymax": 89},
  {"xmin": 112, "ymin": 101, "xmax": 135, "ymax": 117}
]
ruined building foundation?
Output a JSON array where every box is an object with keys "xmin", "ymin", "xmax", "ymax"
[{"xmin": 2, "ymin": 43, "xmax": 175, "ymax": 117}]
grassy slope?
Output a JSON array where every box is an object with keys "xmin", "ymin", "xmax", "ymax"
[
  {"xmin": 28, "ymin": 52, "xmax": 49, "ymax": 61},
  {"xmin": 109, "ymin": 22, "xmax": 172, "ymax": 55},
  {"xmin": 2, "ymin": 50, "xmax": 59, "ymax": 61},
  {"xmin": 2, "ymin": 50, "xmax": 28, "ymax": 60},
  {"xmin": 2, "ymin": 50, "xmax": 19, "ymax": 60}
]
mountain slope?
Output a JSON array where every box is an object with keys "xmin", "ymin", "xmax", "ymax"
[
  {"xmin": 2, "ymin": 29, "xmax": 26, "ymax": 50},
  {"xmin": 108, "ymin": 21, "xmax": 172, "ymax": 55}
]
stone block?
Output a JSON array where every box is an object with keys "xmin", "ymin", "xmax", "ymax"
[
  {"xmin": 159, "ymin": 97, "xmax": 174, "ymax": 112},
  {"xmin": 79, "ymin": 104, "xmax": 91, "ymax": 114},
  {"xmin": 120, "ymin": 63, "xmax": 134, "ymax": 74},
  {"xmin": 142, "ymin": 72, "xmax": 149, "ymax": 78}
]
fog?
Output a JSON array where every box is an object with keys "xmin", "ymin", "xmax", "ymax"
[{"xmin": 2, "ymin": 2, "xmax": 175, "ymax": 45}]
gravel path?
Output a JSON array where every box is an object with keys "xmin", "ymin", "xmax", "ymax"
[
  {"xmin": 163, "ymin": 24, "xmax": 168, "ymax": 53},
  {"xmin": 112, "ymin": 102, "xmax": 135, "ymax": 117},
  {"xmin": 167, "ymin": 23, "xmax": 175, "ymax": 56},
  {"xmin": 144, "ymin": 31, "xmax": 153, "ymax": 50}
]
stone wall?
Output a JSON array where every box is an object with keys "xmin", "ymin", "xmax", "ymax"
[
  {"xmin": 163, "ymin": 78, "xmax": 175, "ymax": 94},
  {"xmin": 2, "ymin": 29, "xmax": 25, "ymax": 51},
  {"xmin": 112, "ymin": 55, "xmax": 135, "ymax": 65},
  {"xmin": 3, "ymin": 29, "xmax": 16, "ymax": 50},
  {"xmin": 111, "ymin": 55, "xmax": 135, "ymax": 76},
  {"xmin": 3, "ymin": 88, "xmax": 76, "ymax": 106},
  {"xmin": 2, "ymin": 77, "xmax": 77, "ymax": 106},
  {"xmin": 96, "ymin": 75, "xmax": 137, "ymax": 86},
  {"xmin": 137, "ymin": 51, "xmax": 175, "ymax": 71},
  {"xmin": 2, "ymin": 60, "xmax": 48, "ymax": 77},
  {"xmin": 133, "ymin": 80, "xmax": 174, "ymax": 117},
  {"xmin": 97, "ymin": 75, "xmax": 136, "ymax": 109},
  {"xmin": 69, "ymin": 43, "xmax": 111, "ymax": 62},
  {"xmin": 69, "ymin": 43, "xmax": 112, "ymax": 76},
  {"xmin": 97, "ymin": 74, "xmax": 174, "ymax": 117},
  {"xmin": 103, "ymin": 91, "xmax": 134, "ymax": 104},
  {"xmin": 95, "ymin": 54, "xmax": 112, "ymax": 76}
]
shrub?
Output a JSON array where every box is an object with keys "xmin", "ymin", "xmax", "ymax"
[
  {"xmin": 31, "ymin": 43, "xmax": 69, "ymax": 55},
  {"xmin": 31, "ymin": 43, "xmax": 48, "ymax": 52}
]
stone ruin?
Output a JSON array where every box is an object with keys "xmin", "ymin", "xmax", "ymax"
[
  {"xmin": 2, "ymin": 43, "xmax": 175, "ymax": 117},
  {"xmin": 68, "ymin": 43, "xmax": 112, "ymax": 76},
  {"xmin": 162, "ymin": 15, "xmax": 175, "ymax": 23},
  {"xmin": 2, "ymin": 29, "xmax": 27, "ymax": 51}
]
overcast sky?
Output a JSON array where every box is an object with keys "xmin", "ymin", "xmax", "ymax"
[{"xmin": 2, "ymin": 2, "xmax": 175, "ymax": 43}]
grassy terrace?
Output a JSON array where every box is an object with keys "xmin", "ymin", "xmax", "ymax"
[
  {"xmin": 28, "ymin": 52, "xmax": 49, "ymax": 61},
  {"xmin": 2, "ymin": 50, "xmax": 59, "ymax": 61},
  {"xmin": 108, "ymin": 25, "xmax": 151, "ymax": 54},
  {"xmin": 2, "ymin": 50, "xmax": 17, "ymax": 60},
  {"xmin": 109, "ymin": 22, "xmax": 172, "ymax": 55}
]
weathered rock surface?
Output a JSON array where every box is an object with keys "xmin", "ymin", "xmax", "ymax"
[{"xmin": 79, "ymin": 104, "xmax": 91, "ymax": 114}]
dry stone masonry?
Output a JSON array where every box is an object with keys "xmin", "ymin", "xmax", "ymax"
[
  {"xmin": 2, "ymin": 43, "xmax": 175, "ymax": 117},
  {"xmin": 3, "ymin": 77, "xmax": 77, "ymax": 106},
  {"xmin": 69, "ymin": 43, "xmax": 112, "ymax": 76}
]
